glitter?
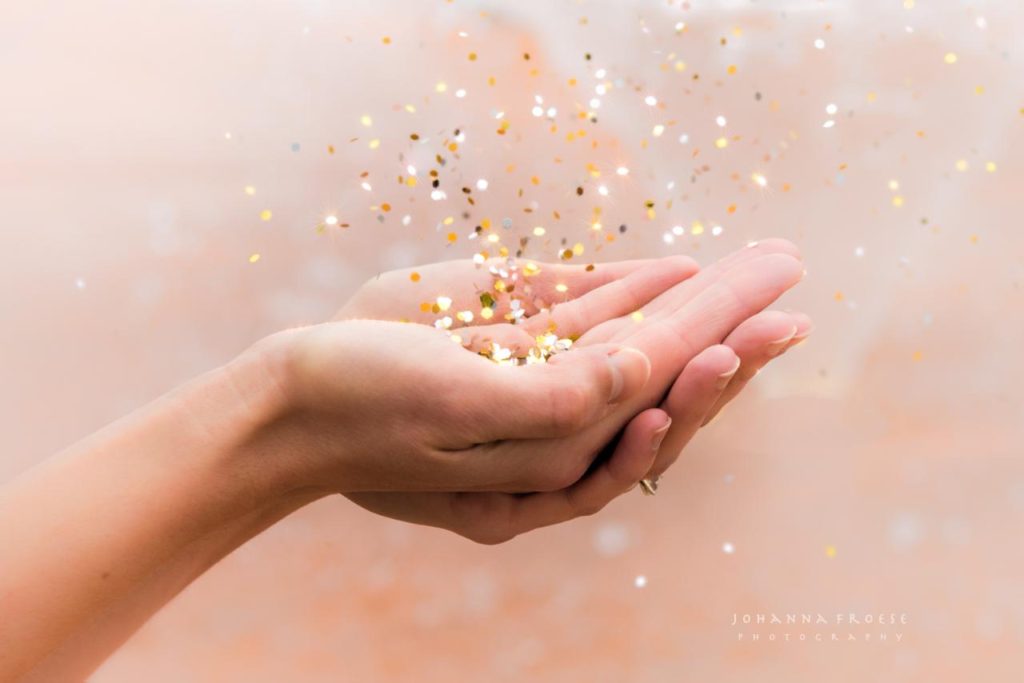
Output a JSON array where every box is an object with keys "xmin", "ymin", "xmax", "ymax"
[
  {"xmin": 259, "ymin": 210, "xmax": 272, "ymax": 221},
  {"xmin": 715, "ymin": 115, "xmax": 727, "ymax": 127},
  {"xmin": 634, "ymin": 575, "xmax": 647, "ymax": 588},
  {"xmin": 554, "ymin": 283, "xmax": 568, "ymax": 293},
  {"xmin": 727, "ymin": 64, "xmax": 737, "ymax": 75},
  {"xmin": 892, "ymin": 196, "xmax": 904, "ymax": 207},
  {"xmin": 402, "ymin": 215, "xmax": 411, "ymax": 226},
  {"xmin": 435, "ymin": 81, "xmax": 447, "ymax": 93},
  {"xmin": 652, "ymin": 124, "xmax": 665, "ymax": 137},
  {"xmin": 813, "ymin": 38, "xmax": 826, "ymax": 50},
  {"xmin": 715, "ymin": 137, "xmax": 729, "ymax": 149},
  {"xmin": 823, "ymin": 120, "xmax": 835, "ymax": 128},
  {"xmin": 825, "ymin": 103, "xmax": 838, "ymax": 115},
  {"xmin": 711, "ymin": 225, "xmax": 724, "ymax": 236},
  {"xmin": 955, "ymin": 159, "xmax": 968, "ymax": 172},
  {"xmin": 436, "ymin": 296, "xmax": 453, "ymax": 311},
  {"xmin": 597, "ymin": 185, "xmax": 609, "ymax": 196},
  {"xmin": 368, "ymin": 139, "xmax": 380, "ymax": 149},
  {"xmin": 855, "ymin": 246, "xmax": 865, "ymax": 257},
  {"xmin": 888, "ymin": 179, "xmax": 900, "ymax": 191},
  {"xmin": 533, "ymin": 226, "xmax": 546, "ymax": 236},
  {"xmin": 431, "ymin": 190, "xmax": 447, "ymax": 201},
  {"xmin": 325, "ymin": 215, "xmax": 338, "ymax": 226},
  {"xmin": 671, "ymin": 225, "xmax": 684, "ymax": 236},
  {"xmin": 361, "ymin": 182, "xmax": 373, "ymax": 191},
  {"xmin": 644, "ymin": 95, "xmax": 658, "ymax": 106},
  {"xmin": 480, "ymin": 307, "xmax": 494, "ymax": 320},
  {"xmin": 912, "ymin": 350, "xmax": 924, "ymax": 362},
  {"xmin": 986, "ymin": 161, "xmax": 997, "ymax": 172},
  {"xmin": 476, "ymin": 178, "xmax": 489, "ymax": 191},
  {"xmin": 678, "ymin": 133, "xmax": 689, "ymax": 144},
  {"xmin": 944, "ymin": 52, "xmax": 958, "ymax": 64},
  {"xmin": 74, "ymin": 277, "xmax": 86, "ymax": 290},
  {"xmin": 248, "ymin": 253, "xmax": 261, "ymax": 263},
  {"xmin": 447, "ymin": 232, "xmax": 457, "ymax": 243},
  {"xmin": 409, "ymin": 272, "xmax": 421, "ymax": 282},
  {"xmin": 616, "ymin": 166, "xmax": 629, "ymax": 176},
  {"xmin": 752, "ymin": 173, "xmax": 767, "ymax": 188},
  {"xmin": 523, "ymin": 262, "xmax": 542, "ymax": 276},
  {"xmin": 360, "ymin": 115, "xmax": 373, "ymax": 127},
  {"xmin": 468, "ymin": 52, "xmax": 477, "ymax": 61},
  {"xmin": 455, "ymin": 88, "xmax": 467, "ymax": 98},
  {"xmin": 631, "ymin": 311, "xmax": 644, "ymax": 323},
  {"xmin": 244, "ymin": 186, "xmax": 255, "ymax": 196},
  {"xmin": 722, "ymin": 542, "xmax": 735, "ymax": 554},
  {"xmin": 825, "ymin": 545, "xmax": 837, "ymax": 559}
]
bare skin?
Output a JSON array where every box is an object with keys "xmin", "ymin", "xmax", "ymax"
[{"xmin": 0, "ymin": 240, "xmax": 810, "ymax": 680}]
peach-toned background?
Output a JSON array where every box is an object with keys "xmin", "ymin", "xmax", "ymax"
[{"xmin": 2, "ymin": 0, "xmax": 1022, "ymax": 680}]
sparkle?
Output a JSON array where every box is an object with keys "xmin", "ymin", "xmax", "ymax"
[
  {"xmin": 634, "ymin": 575, "xmax": 648, "ymax": 588},
  {"xmin": 944, "ymin": 52, "xmax": 958, "ymax": 64},
  {"xmin": 616, "ymin": 166, "xmax": 630, "ymax": 176},
  {"xmin": 259, "ymin": 210, "xmax": 272, "ymax": 221},
  {"xmin": 722, "ymin": 542, "xmax": 735, "ymax": 554},
  {"xmin": 248, "ymin": 253, "xmax": 261, "ymax": 264},
  {"xmin": 813, "ymin": 38, "xmax": 826, "ymax": 50}
]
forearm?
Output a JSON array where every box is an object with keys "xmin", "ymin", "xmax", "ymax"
[{"xmin": 0, "ymin": 341, "xmax": 319, "ymax": 680}]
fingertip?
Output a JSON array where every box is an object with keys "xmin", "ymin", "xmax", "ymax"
[
  {"xmin": 789, "ymin": 311, "xmax": 815, "ymax": 341},
  {"xmin": 694, "ymin": 344, "xmax": 740, "ymax": 379},
  {"xmin": 750, "ymin": 237, "xmax": 803, "ymax": 262},
  {"xmin": 606, "ymin": 346, "xmax": 651, "ymax": 403}
]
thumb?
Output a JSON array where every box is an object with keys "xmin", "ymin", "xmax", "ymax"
[{"xmin": 475, "ymin": 344, "xmax": 651, "ymax": 441}]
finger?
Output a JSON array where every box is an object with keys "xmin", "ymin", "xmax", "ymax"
[
  {"xmin": 464, "ymin": 343, "xmax": 652, "ymax": 443},
  {"xmin": 618, "ymin": 254, "xmax": 805, "ymax": 374},
  {"xmin": 495, "ymin": 409, "xmax": 671, "ymax": 536},
  {"xmin": 645, "ymin": 345, "xmax": 739, "ymax": 478},
  {"xmin": 521, "ymin": 255, "xmax": 699, "ymax": 339},
  {"xmin": 581, "ymin": 238, "xmax": 802, "ymax": 345},
  {"xmin": 702, "ymin": 310, "xmax": 813, "ymax": 425}
]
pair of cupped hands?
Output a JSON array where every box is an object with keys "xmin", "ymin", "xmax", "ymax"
[{"xmin": 251, "ymin": 239, "xmax": 810, "ymax": 544}]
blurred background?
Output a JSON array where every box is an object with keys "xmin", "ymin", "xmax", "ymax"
[{"xmin": 2, "ymin": 0, "xmax": 1022, "ymax": 680}]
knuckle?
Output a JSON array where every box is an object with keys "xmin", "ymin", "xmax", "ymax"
[{"xmin": 547, "ymin": 384, "xmax": 591, "ymax": 434}]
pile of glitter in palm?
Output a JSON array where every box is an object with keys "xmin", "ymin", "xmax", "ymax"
[{"xmin": 481, "ymin": 333, "xmax": 574, "ymax": 366}]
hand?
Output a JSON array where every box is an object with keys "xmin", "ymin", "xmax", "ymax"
[
  {"xmin": 340, "ymin": 241, "xmax": 811, "ymax": 542},
  {"xmin": 256, "ymin": 242, "xmax": 806, "ymax": 528},
  {"xmin": 253, "ymin": 254, "xmax": 701, "ymax": 495}
]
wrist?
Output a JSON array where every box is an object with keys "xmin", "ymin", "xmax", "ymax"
[{"xmin": 188, "ymin": 328, "xmax": 329, "ymax": 506}]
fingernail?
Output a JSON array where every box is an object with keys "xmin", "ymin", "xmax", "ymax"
[
  {"xmin": 607, "ymin": 347, "xmax": 651, "ymax": 403},
  {"xmin": 651, "ymin": 418, "xmax": 672, "ymax": 452},
  {"xmin": 791, "ymin": 322, "xmax": 815, "ymax": 344},
  {"xmin": 715, "ymin": 357, "xmax": 742, "ymax": 389},
  {"xmin": 765, "ymin": 326, "xmax": 798, "ymax": 357}
]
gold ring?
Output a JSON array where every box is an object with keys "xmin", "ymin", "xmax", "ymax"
[{"xmin": 639, "ymin": 477, "xmax": 659, "ymax": 496}]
